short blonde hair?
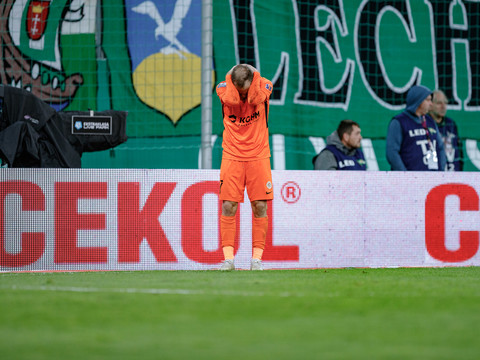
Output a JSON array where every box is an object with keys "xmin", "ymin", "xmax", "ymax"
[{"xmin": 231, "ymin": 64, "xmax": 254, "ymax": 88}]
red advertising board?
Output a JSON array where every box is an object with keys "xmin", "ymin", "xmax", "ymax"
[{"xmin": 1, "ymin": 169, "xmax": 479, "ymax": 271}]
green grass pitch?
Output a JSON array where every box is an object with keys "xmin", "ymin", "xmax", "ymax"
[{"xmin": 1, "ymin": 267, "xmax": 479, "ymax": 360}]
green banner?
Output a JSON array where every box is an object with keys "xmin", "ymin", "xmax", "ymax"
[
  {"xmin": 96, "ymin": 0, "xmax": 479, "ymax": 141},
  {"xmin": 210, "ymin": 0, "xmax": 478, "ymax": 139}
]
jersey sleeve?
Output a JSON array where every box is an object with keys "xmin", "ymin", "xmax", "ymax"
[
  {"xmin": 216, "ymin": 74, "xmax": 240, "ymax": 106},
  {"xmin": 247, "ymin": 72, "xmax": 273, "ymax": 105},
  {"xmin": 216, "ymin": 81, "xmax": 227, "ymax": 99}
]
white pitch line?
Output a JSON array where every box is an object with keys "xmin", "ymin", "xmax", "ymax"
[{"xmin": 0, "ymin": 285, "xmax": 304, "ymax": 297}]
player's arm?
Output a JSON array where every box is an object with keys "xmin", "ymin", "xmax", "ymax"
[
  {"xmin": 247, "ymin": 73, "xmax": 273, "ymax": 105},
  {"xmin": 216, "ymin": 75, "xmax": 240, "ymax": 106}
]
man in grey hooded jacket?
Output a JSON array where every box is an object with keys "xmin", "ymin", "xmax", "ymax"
[
  {"xmin": 313, "ymin": 119, "xmax": 366, "ymax": 170},
  {"xmin": 386, "ymin": 85, "xmax": 446, "ymax": 171}
]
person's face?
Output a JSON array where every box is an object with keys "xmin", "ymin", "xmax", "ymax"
[
  {"xmin": 417, "ymin": 95, "xmax": 432, "ymax": 116},
  {"xmin": 344, "ymin": 125, "xmax": 362, "ymax": 149},
  {"xmin": 431, "ymin": 92, "xmax": 448, "ymax": 119},
  {"xmin": 235, "ymin": 80, "xmax": 251, "ymax": 101}
]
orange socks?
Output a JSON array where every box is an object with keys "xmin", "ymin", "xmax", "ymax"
[
  {"xmin": 221, "ymin": 215, "xmax": 236, "ymax": 259},
  {"xmin": 252, "ymin": 216, "xmax": 268, "ymax": 259},
  {"xmin": 221, "ymin": 215, "xmax": 268, "ymax": 261}
]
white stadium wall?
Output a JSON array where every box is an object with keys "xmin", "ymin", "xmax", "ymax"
[{"xmin": 1, "ymin": 169, "xmax": 480, "ymax": 271}]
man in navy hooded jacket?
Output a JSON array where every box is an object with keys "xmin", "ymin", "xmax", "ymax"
[{"xmin": 386, "ymin": 85, "xmax": 446, "ymax": 171}]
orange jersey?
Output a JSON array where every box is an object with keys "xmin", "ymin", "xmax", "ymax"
[{"xmin": 216, "ymin": 72, "xmax": 273, "ymax": 161}]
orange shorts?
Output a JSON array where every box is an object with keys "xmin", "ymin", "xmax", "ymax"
[{"xmin": 219, "ymin": 157, "xmax": 273, "ymax": 203}]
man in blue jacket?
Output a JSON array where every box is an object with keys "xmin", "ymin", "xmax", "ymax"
[{"xmin": 386, "ymin": 85, "xmax": 446, "ymax": 171}]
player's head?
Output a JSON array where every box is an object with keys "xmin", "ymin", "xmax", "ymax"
[
  {"xmin": 337, "ymin": 119, "xmax": 362, "ymax": 149},
  {"xmin": 231, "ymin": 64, "xmax": 254, "ymax": 101}
]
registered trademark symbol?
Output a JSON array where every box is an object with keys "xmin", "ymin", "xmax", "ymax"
[{"xmin": 281, "ymin": 181, "xmax": 301, "ymax": 204}]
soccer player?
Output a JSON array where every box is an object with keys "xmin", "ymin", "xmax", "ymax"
[{"xmin": 215, "ymin": 64, "xmax": 273, "ymax": 271}]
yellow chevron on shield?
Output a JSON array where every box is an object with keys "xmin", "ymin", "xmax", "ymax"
[{"xmin": 133, "ymin": 51, "xmax": 213, "ymax": 125}]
